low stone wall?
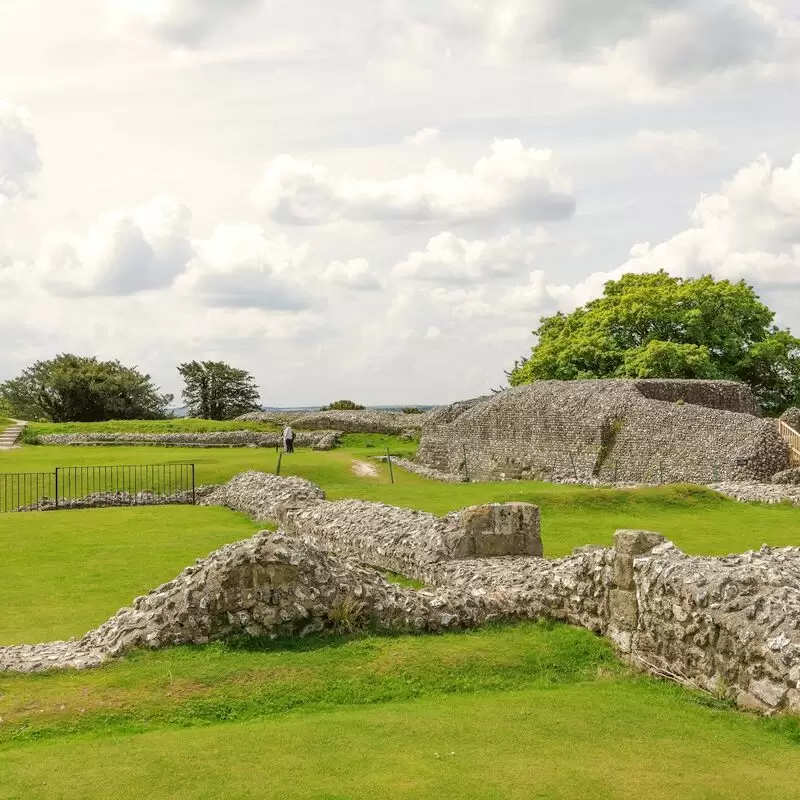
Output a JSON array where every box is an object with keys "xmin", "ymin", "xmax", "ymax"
[
  {"xmin": 291, "ymin": 410, "xmax": 421, "ymax": 434},
  {"xmin": 277, "ymin": 500, "xmax": 541, "ymax": 582},
  {"xmin": 15, "ymin": 487, "xmax": 217, "ymax": 513},
  {"xmin": 3, "ymin": 471, "xmax": 799, "ymax": 715},
  {"xmin": 31, "ymin": 430, "xmax": 341, "ymax": 450},
  {"xmin": 200, "ymin": 471, "xmax": 326, "ymax": 520},
  {"xmin": 0, "ymin": 532, "xmax": 495, "ymax": 673}
]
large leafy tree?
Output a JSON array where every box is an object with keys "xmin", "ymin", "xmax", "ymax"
[
  {"xmin": 508, "ymin": 271, "xmax": 800, "ymax": 415},
  {"xmin": 178, "ymin": 360, "xmax": 261, "ymax": 420},
  {"xmin": 0, "ymin": 354, "xmax": 173, "ymax": 422}
]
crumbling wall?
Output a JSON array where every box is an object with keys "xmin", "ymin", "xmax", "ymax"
[
  {"xmin": 2, "ymin": 472, "xmax": 799, "ymax": 716},
  {"xmin": 631, "ymin": 379, "xmax": 759, "ymax": 414},
  {"xmin": 31, "ymin": 431, "xmax": 341, "ymax": 450},
  {"xmin": 417, "ymin": 380, "xmax": 787, "ymax": 484},
  {"xmin": 290, "ymin": 409, "xmax": 419, "ymax": 434}
]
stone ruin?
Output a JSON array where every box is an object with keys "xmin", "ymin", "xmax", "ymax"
[
  {"xmin": 2, "ymin": 470, "xmax": 799, "ymax": 716},
  {"xmin": 417, "ymin": 379, "xmax": 789, "ymax": 485},
  {"xmin": 30, "ymin": 430, "xmax": 341, "ymax": 450}
]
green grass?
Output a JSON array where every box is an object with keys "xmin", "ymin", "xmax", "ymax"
[
  {"xmin": 2, "ymin": 438, "xmax": 799, "ymax": 558},
  {"xmin": 26, "ymin": 418, "xmax": 281, "ymax": 437},
  {"xmin": 0, "ymin": 506, "xmax": 260, "ymax": 644},
  {"xmin": 0, "ymin": 416, "xmax": 13, "ymax": 433},
  {"xmin": 2, "ymin": 440, "xmax": 800, "ymax": 797},
  {"xmin": 1, "ymin": 624, "xmax": 799, "ymax": 799}
]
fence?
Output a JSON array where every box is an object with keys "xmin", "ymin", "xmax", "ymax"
[{"xmin": 0, "ymin": 463, "xmax": 196, "ymax": 513}]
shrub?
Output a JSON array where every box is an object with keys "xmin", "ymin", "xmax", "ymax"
[{"xmin": 322, "ymin": 400, "xmax": 365, "ymax": 411}]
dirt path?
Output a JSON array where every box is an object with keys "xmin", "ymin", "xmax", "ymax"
[{"xmin": 351, "ymin": 460, "xmax": 379, "ymax": 478}]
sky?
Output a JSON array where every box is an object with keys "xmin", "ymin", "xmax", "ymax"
[{"xmin": 1, "ymin": 0, "xmax": 799, "ymax": 407}]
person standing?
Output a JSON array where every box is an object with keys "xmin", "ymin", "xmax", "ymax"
[{"xmin": 283, "ymin": 424, "xmax": 294, "ymax": 453}]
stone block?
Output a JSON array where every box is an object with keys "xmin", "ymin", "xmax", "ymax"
[
  {"xmin": 609, "ymin": 589, "xmax": 638, "ymax": 629},
  {"xmin": 614, "ymin": 530, "xmax": 666, "ymax": 556},
  {"xmin": 458, "ymin": 503, "xmax": 542, "ymax": 558},
  {"xmin": 749, "ymin": 677, "xmax": 788, "ymax": 708},
  {"xmin": 613, "ymin": 555, "xmax": 635, "ymax": 589}
]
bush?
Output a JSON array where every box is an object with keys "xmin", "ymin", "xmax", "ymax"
[
  {"xmin": 321, "ymin": 400, "xmax": 366, "ymax": 411},
  {"xmin": 401, "ymin": 407, "xmax": 423, "ymax": 415}
]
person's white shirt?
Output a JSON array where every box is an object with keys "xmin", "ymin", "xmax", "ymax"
[{"xmin": 283, "ymin": 426, "xmax": 293, "ymax": 440}]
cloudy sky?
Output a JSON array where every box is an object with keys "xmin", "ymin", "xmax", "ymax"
[{"xmin": 1, "ymin": 0, "xmax": 799, "ymax": 406}]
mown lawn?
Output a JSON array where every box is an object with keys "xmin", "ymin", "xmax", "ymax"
[
  {"xmin": 1, "ymin": 624, "xmax": 799, "ymax": 799},
  {"xmin": 1, "ymin": 436, "xmax": 799, "ymax": 558},
  {"xmin": 0, "ymin": 506, "xmax": 260, "ymax": 644}
]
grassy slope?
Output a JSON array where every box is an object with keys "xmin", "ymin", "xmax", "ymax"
[
  {"xmin": 0, "ymin": 416, "xmax": 13, "ymax": 433},
  {"xmin": 0, "ymin": 506, "xmax": 260, "ymax": 644},
  {"xmin": 2, "ymin": 437, "xmax": 799, "ymax": 558},
  {"xmin": 1, "ymin": 626, "xmax": 799, "ymax": 799},
  {"xmin": 26, "ymin": 418, "xmax": 281, "ymax": 436}
]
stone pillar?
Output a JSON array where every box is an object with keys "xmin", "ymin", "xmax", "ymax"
[
  {"xmin": 608, "ymin": 530, "xmax": 665, "ymax": 653},
  {"xmin": 455, "ymin": 503, "xmax": 542, "ymax": 558}
]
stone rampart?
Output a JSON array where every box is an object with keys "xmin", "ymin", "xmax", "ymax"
[
  {"xmin": 630, "ymin": 379, "xmax": 759, "ymax": 414},
  {"xmin": 31, "ymin": 430, "xmax": 341, "ymax": 450},
  {"xmin": 417, "ymin": 380, "xmax": 787, "ymax": 485}
]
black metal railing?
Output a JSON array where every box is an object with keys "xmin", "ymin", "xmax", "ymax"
[{"xmin": 0, "ymin": 463, "xmax": 196, "ymax": 513}]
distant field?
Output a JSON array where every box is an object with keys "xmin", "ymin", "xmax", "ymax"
[{"xmin": 26, "ymin": 418, "xmax": 281, "ymax": 437}]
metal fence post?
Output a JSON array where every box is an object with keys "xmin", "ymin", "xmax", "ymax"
[
  {"xmin": 276, "ymin": 452, "xmax": 283, "ymax": 476},
  {"xmin": 386, "ymin": 447, "xmax": 394, "ymax": 484},
  {"xmin": 54, "ymin": 467, "xmax": 59, "ymax": 510}
]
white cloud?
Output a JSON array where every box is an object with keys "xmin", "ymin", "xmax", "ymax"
[
  {"xmin": 322, "ymin": 258, "xmax": 382, "ymax": 291},
  {"xmin": 405, "ymin": 127, "xmax": 441, "ymax": 146},
  {"xmin": 254, "ymin": 139, "xmax": 575, "ymax": 226},
  {"xmin": 393, "ymin": 228, "xmax": 551, "ymax": 284},
  {"xmin": 33, "ymin": 196, "xmax": 193, "ymax": 296},
  {"xmin": 107, "ymin": 0, "xmax": 262, "ymax": 45},
  {"xmin": 547, "ymin": 151, "xmax": 800, "ymax": 310},
  {"xmin": 178, "ymin": 222, "xmax": 313, "ymax": 309},
  {"xmin": 412, "ymin": 0, "xmax": 797, "ymax": 96},
  {"xmin": 0, "ymin": 100, "xmax": 41, "ymax": 207},
  {"xmin": 631, "ymin": 128, "xmax": 716, "ymax": 165}
]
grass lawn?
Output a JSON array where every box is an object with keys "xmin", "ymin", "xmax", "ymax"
[
  {"xmin": 1, "ymin": 624, "xmax": 799, "ymax": 799},
  {"xmin": 2, "ymin": 435, "xmax": 799, "ymax": 557},
  {"xmin": 2, "ymin": 441, "xmax": 800, "ymax": 798},
  {"xmin": 25, "ymin": 418, "xmax": 281, "ymax": 437},
  {"xmin": 0, "ymin": 506, "xmax": 260, "ymax": 645}
]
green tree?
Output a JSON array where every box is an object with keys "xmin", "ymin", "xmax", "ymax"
[
  {"xmin": 0, "ymin": 354, "xmax": 172, "ymax": 422},
  {"xmin": 508, "ymin": 271, "xmax": 800, "ymax": 415},
  {"xmin": 321, "ymin": 400, "xmax": 366, "ymax": 411},
  {"xmin": 178, "ymin": 360, "xmax": 261, "ymax": 420}
]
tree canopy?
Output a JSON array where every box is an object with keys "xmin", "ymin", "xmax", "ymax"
[
  {"xmin": 178, "ymin": 360, "xmax": 261, "ymax": 420},
  {"xmin": 321, "ymin": 400, "xmax": 366, "ymax": 411},
  {"xmin": 0, "ymin": 354, "xmax": 172, "ymax": 422},
  {"xmin": 508, "ymin": 271, "xmax": 800, "ymax": 415}
]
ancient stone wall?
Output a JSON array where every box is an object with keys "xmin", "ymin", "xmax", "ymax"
[
  {"xmin": 290, "ymin": 409, "xmax": 419, "ymax": 434},
  {"xmin": 630, "ymin": 379, "xmax": 759, "ymax": 414},
  {"xmin": 31, "ymin": 430, "xmax": 341, "ymax": 450},
  {"xmin": 417, "ymin": 380, "xmax": 788, "ymax": 485}
]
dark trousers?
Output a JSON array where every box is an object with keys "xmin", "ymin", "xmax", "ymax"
[{"xmin": 285, "ymin": 437, "xmax": 294, "ymax": 453}]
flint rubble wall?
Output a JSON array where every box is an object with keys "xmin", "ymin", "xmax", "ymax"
[
  {"xmin": 31, "ymin": 430, "xmax": 341, "ymax": 450},
  {"xmin": 417, "ymin": 380, "xmax": 787, "ymax": 485},
  {"xmin": 3, "ymin": 471, "xmax": 799, "ymax": 715}
]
